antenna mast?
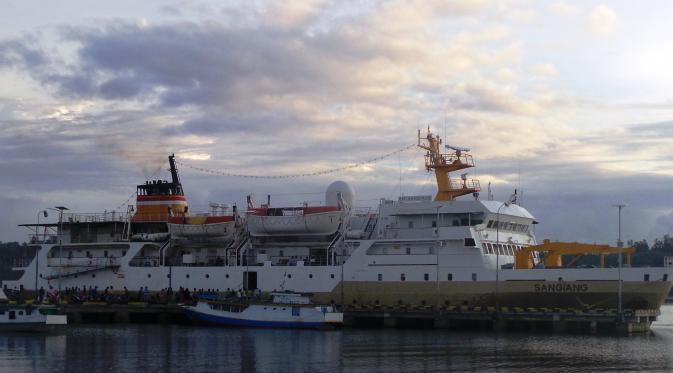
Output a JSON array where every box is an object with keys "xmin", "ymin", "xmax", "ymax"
[{"xmin": 417, "ymin": 127, "xmax": 481, "ymax": 201}]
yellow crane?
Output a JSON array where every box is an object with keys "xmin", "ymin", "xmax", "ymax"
[{"xmin": 514, "ymin": 239, "xmax": 635, "ymax": 269}]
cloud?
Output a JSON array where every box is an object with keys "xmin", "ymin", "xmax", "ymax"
[
  {"xmin": 588, "ymin": 5, "xmax": 619, "ymax": 36},
  {"xmin": 530, "ymin": 63, "xmax": 558, "ymax": 78},
  {"xmin": 548, "ymin": 2, "xmax": 579, "ymax": 17},
  {"xmin": 0, "ymin": 0, "xmax": 672, "ymax": 245}
]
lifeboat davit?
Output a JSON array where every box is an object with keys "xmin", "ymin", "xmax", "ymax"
[
  {"xmin": 168, "ymin": 215, "xmax": 236, "ymax": 238},
  {"xmin": 246, "ymin": 206, "xmax": 342, "ymax": 236}
]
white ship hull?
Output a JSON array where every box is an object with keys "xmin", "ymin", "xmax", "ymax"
[{"xmin": 6, "ymin": 236, "xmax": 672, "ymax": 311}]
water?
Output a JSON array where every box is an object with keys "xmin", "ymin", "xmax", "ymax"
[{"xmin": 4, "ymin": 307, "xmax": 673, "ymax": 373}]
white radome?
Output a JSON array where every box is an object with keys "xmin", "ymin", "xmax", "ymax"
[{"xmin": 325, "ymin": 180, "xmax": 355, "ymax": 207}]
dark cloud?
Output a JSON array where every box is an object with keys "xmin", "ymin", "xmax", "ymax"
[{"xmin": 0, "ymin": 37, "xmax": 48, "ymax": 68}]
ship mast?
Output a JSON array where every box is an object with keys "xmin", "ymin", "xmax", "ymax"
[{"xmin": 417, "ymin": 127, "xmax": 481, "ymax": 201}]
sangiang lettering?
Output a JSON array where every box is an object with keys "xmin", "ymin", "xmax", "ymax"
[{"xmin": 533, "ymin": 282, "xmax": 589, "ymax": 293}]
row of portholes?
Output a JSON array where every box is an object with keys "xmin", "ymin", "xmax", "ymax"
[{"xmin": 287, "ymin": 274, "xmax": 336, "ymax": 279}]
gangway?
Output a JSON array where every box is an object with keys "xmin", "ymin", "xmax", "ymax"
[{"xmin": 363, "ymin": 214, "xmax": 378, "ymax": 239}]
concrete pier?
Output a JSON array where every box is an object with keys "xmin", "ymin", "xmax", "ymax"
[
  {"xmin": 1, "ymin": 300, "xmax": 656, "ymax": 334},
  {"xmin": 343, "ymin": 305, "xmax": 659, "ymax": 334}
]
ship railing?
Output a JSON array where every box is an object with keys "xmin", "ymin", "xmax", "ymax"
[
  {"xmin": 265, "ymin": 255, "xmax": 328, "ymax": 266},
  {"xmin": 27, "ymin": 235, "xmax": 59, "ymax": 245},
  {"xmin": 129, "ymin": 256, "xmax": 161, "ymax": 267},
  {"xmin": 47, "ymin": 257, "xmax": 120, "ymax": 267},
  {"xmin": 447, "ymin": 178, "xmax": 480, "ymax": 190},
  {"xmin": 425, "ymin": 152, "xmax": 475, "ymax": 167},
  {"xmin": 62, "ymin": 212, "xmax": 129, "ymax": 223},
  {"xmin": 12, "ymin": 257, "xmax": 34, "ymax": 268},
  {"xmin": 170, "ymin": 256, "xmax": 227, "ymax": 267},
  {"xmin": 383, "ymin": 226, "xmax": 472, "ymax": 239}
]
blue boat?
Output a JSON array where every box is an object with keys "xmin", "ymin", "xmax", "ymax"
[{"xmin": 182, "ymin": 293, "xmax": 342, "ymax": 329}]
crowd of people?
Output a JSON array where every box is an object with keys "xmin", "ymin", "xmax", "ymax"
[{"xmin": 3, "ymin": 285, "xmax": 263, "ymax": 305}]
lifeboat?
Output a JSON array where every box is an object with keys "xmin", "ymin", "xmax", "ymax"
[
  {"xmin": 246, "ymin": 206, "xmax": 342, "ymax": 236},
  {"xmin": 168, "ymin": 215, "xmax": 236, "ymax": 238}
]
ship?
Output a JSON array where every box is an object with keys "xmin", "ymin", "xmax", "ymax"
[{"xmin": 3, "ymin": 129, "xmax": 672, "ymax": 314}]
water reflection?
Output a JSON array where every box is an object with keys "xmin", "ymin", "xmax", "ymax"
[{"xmin": 2, "ymin": 308, "xmax": 673, "ymax": 372}]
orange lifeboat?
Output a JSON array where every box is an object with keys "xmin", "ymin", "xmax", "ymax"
[
  {"xmin": 167, "ymin": 215, "xmax": 236, "ymax": 238},
  {"xmin": 246, "ymin": 206, "xmax": 342, "ymax": 236}
]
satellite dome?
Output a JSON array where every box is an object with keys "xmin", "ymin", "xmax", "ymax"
[{"xmin": 325, "ymin": 181, "xmax": 355, "ymax": 208}]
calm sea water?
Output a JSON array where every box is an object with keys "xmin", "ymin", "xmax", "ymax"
[{"xmin": 4, "ymin": 306, "xmax": 673, "ymax": 373}]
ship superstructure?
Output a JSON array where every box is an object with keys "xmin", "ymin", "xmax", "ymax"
[{"xmin": 5, "ymin": 129, "xmax": 672, "ymax": 313}]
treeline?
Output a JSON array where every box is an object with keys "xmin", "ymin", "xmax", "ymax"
[
  {"xmin": 0, "ymin": 242, "xmax": 38, "ymax": 281},
  {"xmin": 566, "ymin": 235, "xmax": 673, "ymax": 268}
]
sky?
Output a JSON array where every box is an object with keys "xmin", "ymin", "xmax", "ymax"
[{"xmin": 2, "ymin": 0, "xmax": 673, "ymax": 245}]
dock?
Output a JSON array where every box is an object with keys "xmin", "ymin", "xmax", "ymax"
[
  {"xmin": 18, "ymin": 301, "xmax": 658, "ymax": 333},
  {"xmin": 343, "ymin": 304, "xmax": 659, "ymax": 333}
]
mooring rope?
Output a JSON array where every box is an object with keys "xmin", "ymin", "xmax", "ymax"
[{"xmin": 175, "ymin": 143, "xmax": 417, "ymax": 179}]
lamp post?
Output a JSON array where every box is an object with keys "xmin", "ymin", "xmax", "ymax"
[
  {"xmin": 34, "ymin": 210, "xmax": 48, "ymax": 292},
  {"xmin": 613, "ymin": 203, "xmax": 626, "ymax": 319},
  {"xmin": 435, "ymin": 205, "xmax": 442, "ymax": 310},
  {"xmin": 495, "ymin": 194, "xmax": 516, "ymax": 313},
  {"xmin": 50, "ymin": 206, "xmax": 69, "ymax": 296}
]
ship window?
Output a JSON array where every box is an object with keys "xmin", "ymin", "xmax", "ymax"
[
  {"xmin": 147, "ymin": 274, "xmax": 151, "ymax": 278},
  {"xmin": 665, "ymin": 274, "xmax": 669, "ymax": 281},
  {"xmin": 644, "ymin": 274, "xmax": 650, "ymax": 282},
  {"xmin": 292, "ymin": 307, "xmax": 300, "ymax": 316},
  {"xmin": 225, "ymin": 274, "xmax": 229, "ymax": 279},
  {"xmin": 482, "ymin": 244, "xmax": 488, "ymax": 254},
  {"xmin": 472, "ymin": 273, "xmax": 477, "ymax": 281},
  {"xmin": 206, "ymin": 274, "xmax": 210, "ymax": 279},
  {"xmin": 447, "ymin": 273, "xmax": 453, "ymax": 281},
  {"xmin": 18, "ymin": 311, "xmax": 23, "ymax": 315},
  {"xmin": 186, "ymin": 274, "xmax": 190, "ymax": 279},
  {"xmin": 331, "ymin": 274, "xmax": 335, "ymax": 279},
  {"xmin": 309, "ymin": 274, "xmax": 313, "ymax": 279},
  {"xmin": 408, "ymin": 221, "xmax": 414, "ymax": 229},
  {"xmin": 74, "ymin": 274, "xmax": 77, "ymax": 278},
  {"xmin": 287, "ymin": 274, "xmax": 292, "ymax": 278},
  {"xmin": 122, "ymin": 251, "xmax": 126, "ymax": 256},
  {"xmin": 424, "ymin": 273, "xmax": 429, "ymax": 281},
  {"xmin": 487, "ymin": 220, "xmax": 494, "ymax": 228},
  {"xmin": 92, "ymin": 274, "xmax": 96, "ymax": 278},
  {"xmin": 167, "ymin": 274, "xmax": 171, "ymax": 278},
  {"xmin": 464, "ymin": 238, "xmax": 476, "ymax": 247},
  {"xmin": 432, "ymin": 220, "xmax": 437, "ymax": 228},
  {"xmin": 280, "ymin": 250, "xmax": 284, "ymax": 257},
  {"xmin": 406, "ymin": 247, "xmax": 411, "ymax": 255},
  {"xmin": 378, "ymin": 274, "xmax": 382, "ymax": 281},
  {"xmin": 401, "ymin": 273, "xmax": 406, "ymax": 281},
  {"xmin": 104, "ymin": 250, "xmax": 108, "ymax": 258},
  {"xmin": 8, "ymin": 311, "xmax": 15, "ymax": 320}
]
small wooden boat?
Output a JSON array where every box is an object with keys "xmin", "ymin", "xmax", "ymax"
[
  {"xmin": 0, "ymin": 297, "xmax": 67, "ymax": 332},
  {"xmin": 182, "ymin": 293, "xmax": 343, "ymax": 329}
]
